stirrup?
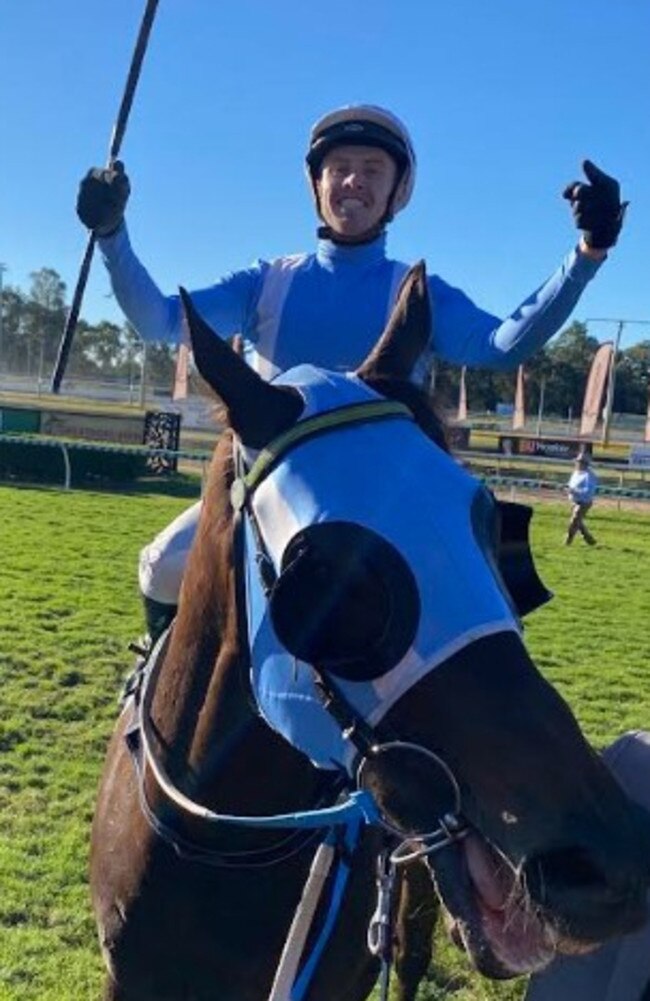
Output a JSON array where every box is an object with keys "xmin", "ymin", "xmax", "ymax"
[
  {"xmin": 120, "ymin": 637, "xmax": 152, "ymax": 707},
  {"xmin": 128, "ymin": 638, "xmax": 149, "ymax": 659}
]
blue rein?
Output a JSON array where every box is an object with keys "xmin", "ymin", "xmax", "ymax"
[{"xmin": 124, "ymin": 633, "xmax": 383, "ymax": 1001}]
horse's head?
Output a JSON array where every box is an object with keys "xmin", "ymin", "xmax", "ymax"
[{"xmin": 179, "ymin": 269, "xmax": 650, "ymax": 980}]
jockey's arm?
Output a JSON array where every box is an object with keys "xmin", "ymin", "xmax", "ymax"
[
  {"xmin": 98, "ymin": 224, "xmax": 263, "ymax": 345},
  {"xmin": 431, "ymin": 245, "xmax": 605, "ymax": 371}
]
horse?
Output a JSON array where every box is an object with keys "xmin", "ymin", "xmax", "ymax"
[{"xmin": 91, "ymin": 263, "xmax": 650, "ymax": 1001}]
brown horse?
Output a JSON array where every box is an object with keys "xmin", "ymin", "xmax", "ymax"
[{"xmin": 91, "ymin": 264, "xmax": 650, "ymax": 1001}]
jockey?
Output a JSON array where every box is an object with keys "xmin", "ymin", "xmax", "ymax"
[{"xmin": 77, "ymin": 103, "xmax": 627, "ymax": 653}]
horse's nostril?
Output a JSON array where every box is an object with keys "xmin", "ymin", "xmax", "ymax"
[
  {"xmin": 526, "ymin": 845, "xmax": 649, "ymax": 943},
  {"xmin": 270, "ymin": 521, "xmax": 420, "ymax": 680}
]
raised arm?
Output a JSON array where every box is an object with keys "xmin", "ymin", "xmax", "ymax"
[
  {"xmin": 77, "ymin": 162, "xmax": 261, "ymax": 344},
  {"xmin": 430, "ymin": 160, "xmax": 627, "ymax": 371}
]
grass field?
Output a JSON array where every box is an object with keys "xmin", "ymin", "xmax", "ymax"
[{"xmin": 0, "ymin": 482, "xmax": 649, "ymax": 1001}]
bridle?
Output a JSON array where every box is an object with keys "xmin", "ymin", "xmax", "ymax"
[
  {"xmin": 126, "ymin": 396, "xmax": 469, "ymax": 859},
  {"xmin": 123, "ymin": 395, "xmax": 469, "ymax": 997}
]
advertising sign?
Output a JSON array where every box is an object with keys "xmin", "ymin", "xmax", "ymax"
[
  {"xmin": 40, "ymin": 411, "xmax": 145, "ymax": 444},
  {"xmin": 580, "ymin": 342, "xmax": 614, "ymax": 436},
  {"xmin": 512, "ymin": 366, "xmax": 525, "ymax": 430},
  {"xmin": 498, "ymin": 437, "xmax": 592, "ymax": 460},
  {"xmin": 0, "ymin": 408, "xmax": 42, "ymax": 433}
]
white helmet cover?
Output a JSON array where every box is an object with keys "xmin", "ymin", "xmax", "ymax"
[{"xmin": 305, "ymin": 104, "xmax": 417, "ymax": 222}]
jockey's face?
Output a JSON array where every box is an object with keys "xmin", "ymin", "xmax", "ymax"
[{"xmin": 316, "ymin": 145, "xmax": 398, "ymax": 239}]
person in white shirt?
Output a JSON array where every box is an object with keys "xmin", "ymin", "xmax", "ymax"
[{"xmin": 565, "ymin": 452, "xmax": 598, "ymax": 545}]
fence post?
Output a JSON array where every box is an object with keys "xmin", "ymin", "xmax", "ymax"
[{"xmin": 59, "ymin": 443, "xmax": 72, "ymax": 490}]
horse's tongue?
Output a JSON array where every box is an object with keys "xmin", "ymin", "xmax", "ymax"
[
  {"xmin": 462, "ymin": 834, "xmax": 555, "ymax": 974},
  {"xmin": 464, "ymin": 833, "xmax": 510, "ymax": 910}
]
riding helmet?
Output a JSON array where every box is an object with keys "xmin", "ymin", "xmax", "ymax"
[{"xmin": 305, "ymin": 104, "xmax": 417, "ymax": 221}]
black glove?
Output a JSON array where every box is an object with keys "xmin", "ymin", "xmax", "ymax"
[
  {"xmin": 77, "ymin": 160, "xmax": 130, "ymax": 237},
  {"xmin": 563, "ymin": 159, "xmax": 628, "ymax": 250}
]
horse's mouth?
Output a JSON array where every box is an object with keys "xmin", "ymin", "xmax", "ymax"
[{"xmin": 428, "ymin": 832, "xmax": 559, "ymax": 979}]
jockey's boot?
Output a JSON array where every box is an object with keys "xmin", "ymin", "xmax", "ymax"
[
  {"xmin": 121, "ymin": 592, "xmax": 176, "ymax": 704},
  {"xmin": 123, "ymin": 597, "xmax": 177, "ymax": 704},
  {"xmin": 143, "ymin": 595, "xmax": 178, "ymax": 649}
]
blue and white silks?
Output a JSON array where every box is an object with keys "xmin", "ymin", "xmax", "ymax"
[
  {"xmin": 100, "ymin": 227, "xmax": 603, "ymax": 377},
  {"xmin": 244, "ymin": 366, "xmax": 521, "ymax": 774}
]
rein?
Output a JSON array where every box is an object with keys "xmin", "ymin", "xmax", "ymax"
[{"xmin": 124, "ymin": 636, "xmax": 379, "ymax": 859}]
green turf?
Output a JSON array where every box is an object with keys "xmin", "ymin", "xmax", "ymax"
[{"xmin": 0, "ymin": 483, "xmax": 648, "ymax": 1000}]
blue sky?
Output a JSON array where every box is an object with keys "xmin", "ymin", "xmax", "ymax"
[{"xmin": 2, "ymin": 0, "xmax": 650, "ymax": 350}]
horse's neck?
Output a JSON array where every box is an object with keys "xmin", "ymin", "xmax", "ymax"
[{"xmin": 152, "ymin": 433, "xmax": 325, "ymax": 815}]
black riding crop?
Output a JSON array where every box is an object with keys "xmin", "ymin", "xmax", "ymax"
[{"xmin": 50, "ymin": 0, "xmax": 160, "ymax": 394}]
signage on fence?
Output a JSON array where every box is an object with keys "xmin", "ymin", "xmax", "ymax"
[
  {"xmin": 143, "ymin": 411, "xmax": 181, "ymax": 473},
  {"xmin": 2, "ymin": 406, "xmax": 182, "ymax": 476},
  {"xmin": 498, "ymin": 437, "xmax": 592, "ymax": 460},
  {"xmin": 0, "ymin": 407, "xmax": 41, "ymax": 433},
  {"xmin": 41, "ymin": 410, "xmax": 146, "ymax": 445},
  {"xmin": 38, "ymin": 409, "xmax": 182, "ymax": 473},
  {"xmin": 629, "ymin": 444, "xmax": 650, "ymax": 468}
]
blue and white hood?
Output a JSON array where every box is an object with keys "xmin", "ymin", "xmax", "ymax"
[{"xmin": 242, "ymin": 365, "xmax": 520, "ymax": 773}]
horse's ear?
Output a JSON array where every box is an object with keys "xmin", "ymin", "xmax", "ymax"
[
  {"xmin": 356, "ymin": 261, "xmax": 430, "ymax": 381},
  {"xmin": 178, "ymin": 288, "xmax": 303, "ymax": 448}
]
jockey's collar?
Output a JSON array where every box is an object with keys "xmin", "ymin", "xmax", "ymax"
[{"xmin": 230, "ymin": 399, "xmax": 413, "ymax": 511}]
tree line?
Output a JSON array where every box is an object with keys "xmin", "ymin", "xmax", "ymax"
[
  {"xmin": 0, "ymin": 268, "xmax": 175, "ymax": 388},
  {"xmin": 433, "ymin": 327, "xmax": 650, "ymax": 419},
  {"xmin": 1, "ymin": 267, "xmax": 649, "ymax": 416}
]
